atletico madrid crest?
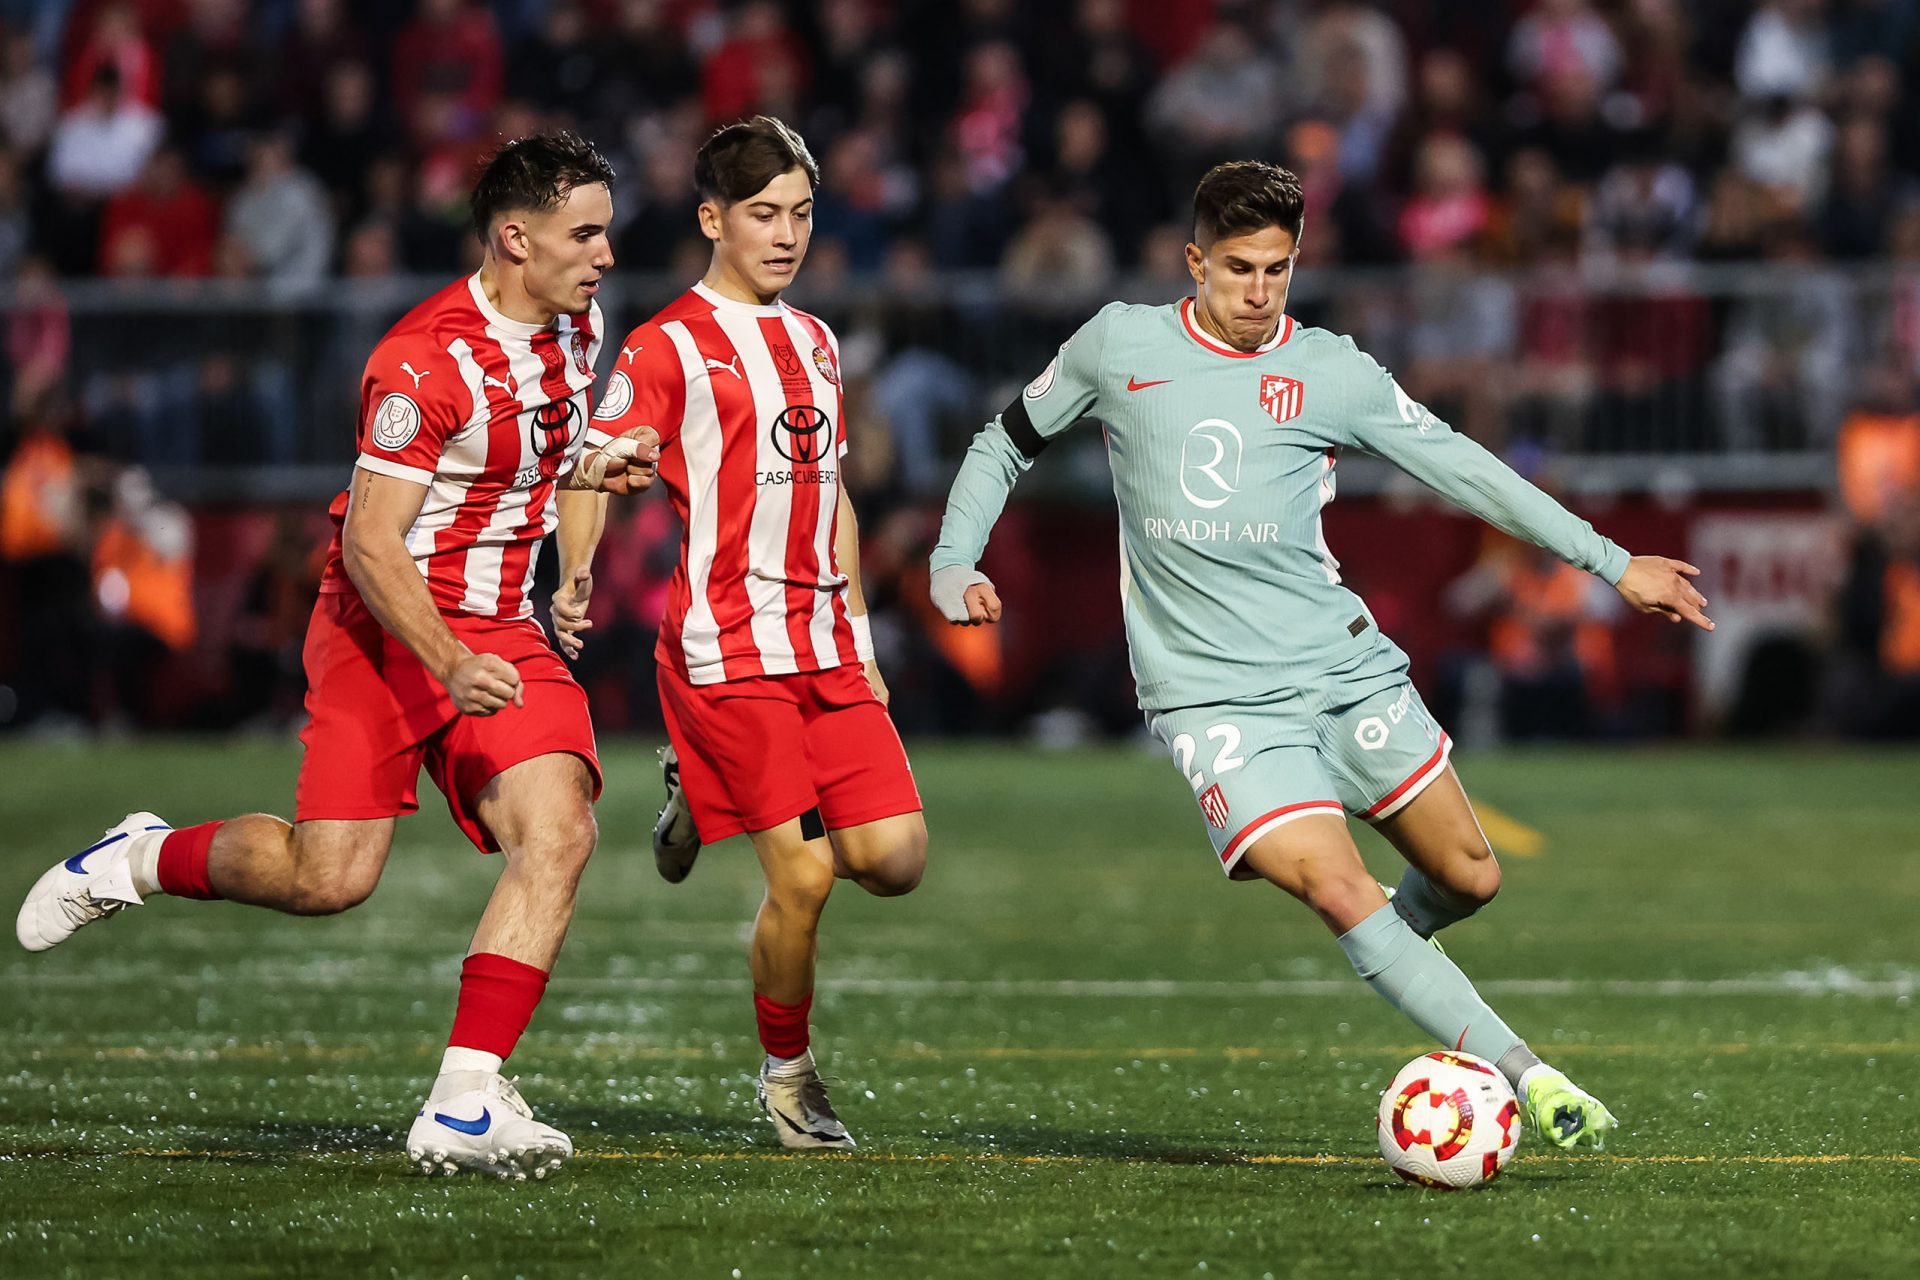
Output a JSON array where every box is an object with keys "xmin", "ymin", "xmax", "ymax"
[
  {"xmin": 1199, "ymin": 783, "xmax": 1231, "ymax": 829},
  {"xmin": 1260, "ymin": 374, "xmax": 1304, "ymax": 424}
]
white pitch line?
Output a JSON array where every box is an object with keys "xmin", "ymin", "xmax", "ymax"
[{"xmin": 6, "ymin": 972, "xmax": 1915, "ymax": 998}]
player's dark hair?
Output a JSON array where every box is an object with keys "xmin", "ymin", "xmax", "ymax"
[
  {"xmin": 694, "ymin": 115, "xmax": 819, "ymax": 206},
  {"xmin": 470, "ymin": 132, "xmax": 616, "ymax": 241},
  {"xmin": 1191, "ymin": 160, "xmax": 1306, "ymax": 249}
]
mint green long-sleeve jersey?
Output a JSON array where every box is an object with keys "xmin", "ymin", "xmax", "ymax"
[{"xmin": 931, "ymin": 299, "xmax": 1630, "ymax": 714}]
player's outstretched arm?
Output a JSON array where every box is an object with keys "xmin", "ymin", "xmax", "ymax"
[
  {"xmin": 931, "ymin": 305, "xmax": 1115, "ymax": 626},
  {"xmin": 342, "ymin": 467, "xmax": 522, "ymax": 715},
  {"xmin": 1614, "ymin": 556, "xmax": 1714, "ymax": 631}
]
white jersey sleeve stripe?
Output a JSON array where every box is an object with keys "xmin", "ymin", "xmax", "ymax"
[{"xmin": 356, "ymin": 454, "xmax": 436, "ymax": 486}]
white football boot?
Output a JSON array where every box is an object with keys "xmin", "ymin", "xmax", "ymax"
[
  {"xmin": 756, "ymin": 1051, "xmax": 856, "ymax": 1150},
  {"xmin": 652, "ymin": 744, "xmax": 702, "ymax": 883},
  {"xmin": 16, "ymin": 811, "xmax": 172, "ymax": 952},
  {"xmin": 406, "ymin": 1072, "xmax": 573, "ymax": 1180}
]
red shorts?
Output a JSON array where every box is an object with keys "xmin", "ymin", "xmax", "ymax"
[
  {"xmin": 294, "ymin": 592, "xmax": 602, "ymax": 852},
  {"xmin": 657, "ymin": 663, "xmax": 921, "ymax": 843}
]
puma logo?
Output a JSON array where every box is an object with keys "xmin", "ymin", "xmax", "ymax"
[
  {"xmin": 621, "ymin": 344, "xmax": 642, "ymax": 364},
  {"xmin": 705, "ymin": 356, "xmax": 742, "ymax": 380},
  {"xmin": 399, "ymin": 361, "xmax": 430, "ymax": 389},
  {"xmin": 482, "ymin": 373, "xmax": 516, "ymax": 395}
]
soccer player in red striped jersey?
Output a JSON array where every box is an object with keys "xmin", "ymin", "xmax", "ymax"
[
  {"xmin": 16, "ymin": 133, "xmax": 660, "ymax": 1180},
  {"xmin": 570, "ymin": 117, "xmax": 926, "ymax": 1149}
]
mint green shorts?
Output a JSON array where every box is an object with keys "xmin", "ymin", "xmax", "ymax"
[{"xmin": 1147, "ymin": 678, "xmax": 1452, "ymax": 879}]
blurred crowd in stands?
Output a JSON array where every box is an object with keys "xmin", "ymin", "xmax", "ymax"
[
  {"xmin": 3, "ymin": 0, "xmax": 1920, "ymax": 739},
  {"xmin": 1, "ymin": 0, "xmax": 1918, "ymax": 283}
]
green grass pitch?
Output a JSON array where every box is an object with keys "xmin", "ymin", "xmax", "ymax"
[{"xmin": 3, "ymin": 739, "xmax": 1917, "ymax": 1277}]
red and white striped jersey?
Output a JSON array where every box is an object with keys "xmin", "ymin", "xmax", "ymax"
[
  {"xmin": 320, "ymin": 274, "xmax": 602, "ymax": 620},
  {"xmin": 589, "ymin": 282, "xmax": 868, "ymax": 684}
]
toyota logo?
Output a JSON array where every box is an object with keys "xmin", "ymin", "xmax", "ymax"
[
  {"xmin": 772, "ymin": 404, "xmax": 834, "ymax": 463},
  {"xmin": 530, "ymin": 397, "xmax": 578, "ymax": 459}
]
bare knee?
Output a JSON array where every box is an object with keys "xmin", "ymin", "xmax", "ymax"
[
  {"xmin": 504, "ymin": 806, "xmax": 598, "ymax": 892},
  {"xmin": 287, "ymin": 864, "xmax": 381, "ymax": 915},
  {"xmin": 1299, "ymin": 870, "xmax": 1385, "ymax": 933},
  {"xmin": 767, "ymin": 856, "xmax": 836, "ymax": 919},
  {"xmin": 284, "ymin": 824, "xmax": 385, "ymax": 914},
  {"xmin": 855, "ymin": 825, "xmax": 927, "ymax": 897},
  {"xmin": 1462, "ymin": 851, "xmax": 1501, "ymax": 906},
  {"xmin": 858, "ymin": 845, "xmax": 924, "ymax": 897},
  {"xmin": 1435, "ymin": 838, "xmax": 1500, "ymax": 908}
]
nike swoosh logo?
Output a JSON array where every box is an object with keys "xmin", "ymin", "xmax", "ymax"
[
  {"xmin": 65, "ymin": 832, "xmax": 128, "ymax": 874},
  {"xmin": 433, "ymin": 1107, "xmax": 491, "ymax": 1136},
  {"xmin": 1127, "ymin": 376, "xmax": 1172, "ymax": 392},
  {"xmin": 768, "ymin": 1104, "xmax": 838, "ymax": 1142}
]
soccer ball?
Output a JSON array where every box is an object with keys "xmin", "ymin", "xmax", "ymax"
[{"xmin": 1376, "ymin": 1051, "xmax": 1521, "ymax": 1189}]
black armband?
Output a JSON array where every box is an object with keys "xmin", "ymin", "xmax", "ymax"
[{"xmin": 1001, "ymin": 396, "xmax": 1050, "ymax": 459}]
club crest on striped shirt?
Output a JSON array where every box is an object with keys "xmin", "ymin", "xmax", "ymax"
[
  {"xmin": 812, "ymin": 345, "xmax": 839, "ymax": 385},
  {"xmin": 1260, "ymin": 374, "xmax": 1304, "ymax": 424},
  {"xmin": 571, "ymin": 331, "xmax": 591, "ymax": 376},
  {"xmin": 1199, "ymin": 783, "xmax": 1231, "ymax": 829}
]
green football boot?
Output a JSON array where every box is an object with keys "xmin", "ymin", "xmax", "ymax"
[{"xmin": 1520, "ymin": 1068, "xmax": 1618, "ymax": 1150}]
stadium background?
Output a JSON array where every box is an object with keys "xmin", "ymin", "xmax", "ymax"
[
  {"xmin": 2, "ymin": 0, "xmax": 1917, "ymax": 744},
  {"xmin": 3, "ymin": 6, "xmax": 1919, "ymax": 1276}
]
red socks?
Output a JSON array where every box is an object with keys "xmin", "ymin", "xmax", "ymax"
[
  {"xmin": 156, "ymin": 821, "xmax": 224, "ymax": 900},
  {"xmin": 754, "ymin": 992, "xmax": 812, "ymax": 1059},
  {"xmin": 447, "ymin": 953, "xmax": 550, "ymax": 1060}
]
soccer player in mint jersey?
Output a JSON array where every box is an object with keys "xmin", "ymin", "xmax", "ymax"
[
  {"xmin": 16, "ymin": 134, "xmax": 658, "ymax": 1179},
  {"xmin": 930, "ymin": 160, "xmax": 1714, "ymax": 1150}
]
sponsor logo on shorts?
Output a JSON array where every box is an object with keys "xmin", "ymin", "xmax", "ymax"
[{"xmin": 1354, "ymin": 687, "xmax": 1416, "ymax": 751}]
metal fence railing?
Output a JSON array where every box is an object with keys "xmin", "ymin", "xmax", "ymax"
[{"xmin": 7, "ymin": 262, "xmax": 1912, "ymax": 501}]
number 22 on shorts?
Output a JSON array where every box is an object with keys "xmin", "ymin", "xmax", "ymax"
[{"xmin": 1169, "ymin": 722, "xmax": 1246, "ymax": 794}]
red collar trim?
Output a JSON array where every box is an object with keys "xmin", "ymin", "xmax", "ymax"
[{"xmin": 1180, "ymin": 298, "xmax": 1292, "ymax": 358}]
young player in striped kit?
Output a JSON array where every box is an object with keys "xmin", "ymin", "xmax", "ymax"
[
  {"xmin": 16, "ymin": 134, "xmax": 658, "ymax": 1179},
  {"xmin": 931, "ymin": 161, "xmax": 1716, "ymax": 1151},
  {"xmin": 570, "ymin": 117, "xmax": 925, "ymax": 1149}
]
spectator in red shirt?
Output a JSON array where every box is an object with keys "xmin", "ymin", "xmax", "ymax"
[
  {"xmin": 60, "ymin": 0, "xmax": 161, "ymax": 110},
  {"xmin": 391, "ymin": 0, "xmax": 503, "ymax": 141},
  {"xmin": 701, "ymin": 1, "xmax": 809, "ymax": 126},
  {"xmin": 98, "ymin": 146, "xmax": 217, "ymax": 277}
]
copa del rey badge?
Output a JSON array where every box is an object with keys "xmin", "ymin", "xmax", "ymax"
[{"xmin": 1260, "ymin": 374, "xmax": 1304, "ymax": 424}]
